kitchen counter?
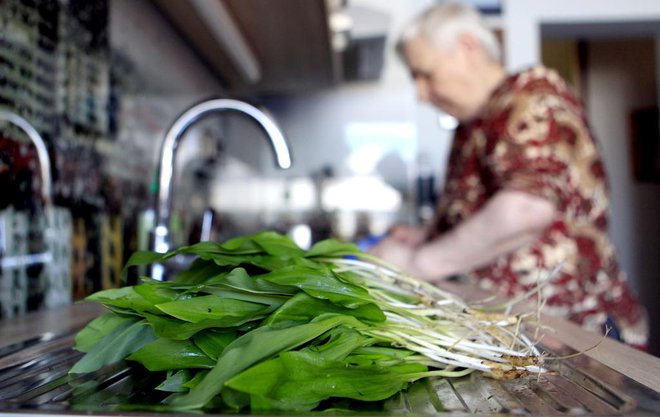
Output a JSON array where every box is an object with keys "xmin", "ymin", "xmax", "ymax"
[
  {"xmin": 1, "ymin": 290, "xmax": 660, "ymax": 415},
  {"xmin": 437, "ymin": 279, "xmax": 660, "ymax": 395},
  {"xmin": 1, "ymin": 302, "xmax": 105, "ymax": 349}
]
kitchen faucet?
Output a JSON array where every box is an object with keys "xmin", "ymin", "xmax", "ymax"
[
  {"xmin": 0, "ymin": 109, "xmax": 54, "ymax": 270},
  {"xmin": 0, "ymin": 110, "xmax": 52, "ymax": 205},
  {"xmin": 151, "ymin": 99, "xmax": 292, "ymax": 273},
  {"xmin": 0, "ymin": 110, "xmax": 71, "ymax": 315}
]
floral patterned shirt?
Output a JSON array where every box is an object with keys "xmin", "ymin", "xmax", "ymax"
[{"xmin": 430, "ymin": 66, "xmax": 648, "ymax": 348}]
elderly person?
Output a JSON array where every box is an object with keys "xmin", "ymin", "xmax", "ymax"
[{"xmin": 370, "ymin": 1, "xmax": 649, "ymax": 348}]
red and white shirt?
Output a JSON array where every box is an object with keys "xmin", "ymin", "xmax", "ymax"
[{"xmin": 430, "ymin": 66, "xmax": 649, "ymax": 348}]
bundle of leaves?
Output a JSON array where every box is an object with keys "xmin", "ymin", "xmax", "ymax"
[{"xmin": 70, "ymin": 231, "xmax": 543, "ymax": 412}]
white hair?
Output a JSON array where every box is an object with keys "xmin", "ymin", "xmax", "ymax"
[{"xmin": 397, "ymin": 2, "xmax": 501, "ymax": 63}]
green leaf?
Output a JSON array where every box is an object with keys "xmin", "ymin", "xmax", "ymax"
[
  {"xmin": 73, "ymin": 312, "xmax": 131, "ymax": 353},
  {"xmin": 133, "ymin": 284, "xmax": 180, "ymax": 305},
  {"xmin": 171, "ymin": 233, "xmax": 289, "ymax": 258},
  {"xmin": 200, "ymin": 253, "xmax": 257, "ymax": 268},
  {"xmin": 242, "ymin": 254, "xmax": 315, "ymax": 271},
  {"xmin": 200, "ymin": 253, "xmax": 306, "ymax": 272},
  {"xmin": 156, "ymin": 370, "xmax": 210, "ymax": 393},
  {"xmin": 264, "ymin": 292, "xmax": 385, "ymax": 327},
  {"xmin": 218, "ymin": 235, "xmax": 263, "ymax": 253},
  {"xmin": 166, "ymin": 314, "xmax": 363, "ymax": 410},
  {"xmin": 144, "ymin": 313, "xmax": 252, "ymax": 340},
  {"xmin": 306, "ymin": 238, "xmax": 361, "ymax": 258},
  {"xmin": 127, "ymin": 338, "xmax": 215, "ymax": 371},
  {"xmin": 155, "ymin": 295, "xmax": 268, "ymax": 323},
  {"xmin": 186, "ymin": 231, "xmax": 302, "ymax": 258},
  {"xmin": 70, "ymin": 319, "xmax": 156, "ymax": 374},
  {"xmin": 251, "ymin": 231, "xmax": 305, "ymax": 257},
  {"xmin": 350, "ymin": 346, "xmax": 418, "ymax": 362},
  {"xmin": 181, "ymin": 370, "xmax": 209, "ymax": 389},
  {"xmin": 174, "ymin": 258, "xmax": 227, "ymax": 284},
  {"xmin": 171, "ymin": 241, "xmax": 259, "ymax": 257},
  {"xmin": 304, "ymin": 327, "xmax": 374, "ymax": 361},
  {"xmin": 192, "ymin": 330, "xmax": 238, "ymax": 360},
  {"xmin": 201, "ymin": 288, "xmax": 286, "ymax": 313},
  {"xmin": 85, "ymin": 286, "xmax": 162, "ymax": 315},
  {"xmin": 154, "ymin": 370, "xmax": 212, "ymax": 397},
  {"xmin": 157, "ymin": 370, "xmax": 193, "ymax": 393},
  {"xmin": 396, "ymin": 377, "xmax": 445, "ymax": 413},
  {"xmin": 257, "ymin": 265, "xmax": 372, "ymax": 308},
  {"xmin": 121, "ymin": 250, "xmax": 165, "ymax": 281},
  {"xmin": 220, "ymin": 387, "xmax": 250, "ymax": 411},
  {"xmin": 163, "ymin": 233, "xmax": 314, "ymax": 272},
  {"xmin": 175, "ymin": 253, "xmax": 294, "ymax": 271},
  {"xmin": 226, "ymin": 350, "xmax": 428, "ymax": 411},
  {"xmin": 207, "ymin": 267, "xmax": 295, "ymax": 296}
]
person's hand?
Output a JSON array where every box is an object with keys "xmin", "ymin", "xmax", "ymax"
[
  {"xmin": 368, "ymin": 237, "xmax": 414, "ymax": 273},
  {"xmin": 370, "ymin": 232, "xmax": 454, "ymax": 282},
  {"xmin": 369, "ymin": 238, "xmax": 446, "ymax": 281},
  {"xmin": 388, "ymin": 224, "xmax": 427, "ymax": 246}
]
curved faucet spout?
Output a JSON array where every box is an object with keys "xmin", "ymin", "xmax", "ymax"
[
  {"xmin": 0, "ymin": 110, "xmax": 52, "ymax": 205},
  {"xmin": 152, "ymin": 98, "xmax": 292, "ymax": 257}
]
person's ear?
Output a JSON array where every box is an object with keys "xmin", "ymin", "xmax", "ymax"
[
  {"xmin": 456, "ymin": 32, "xmax": 480, "ymax": 53},
  {"xmin": 456, "ymin": 32, "xmax": 487, "ymax": 63}
]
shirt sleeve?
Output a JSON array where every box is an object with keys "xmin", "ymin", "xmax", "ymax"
[{"xmin": 485, "ymin": 91, "xmax": 582, "ymax": 208}]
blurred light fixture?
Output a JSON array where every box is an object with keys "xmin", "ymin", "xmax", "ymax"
[
  {"xmin": 289, "ymin": 224, "xmax": 313, "ymax": 250},
  {"xmin": 329, "ymin": 12, "xmax": 353, "ymax": 52},
  {"xmin": 322, "ymin": 176, "xmax": 401, "ymax": 212},
  {"xmin": 327, "ymin": 0, "xmax": 353, "ymax": 52},
  {"xmin": 329, "ymin": 11, "xmax": 353, "ymax": 32}
]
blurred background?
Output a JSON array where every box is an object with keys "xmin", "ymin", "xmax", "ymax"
[{"xmin": 0, "ymin": 0, "xmax": 658, "ymax": 355}]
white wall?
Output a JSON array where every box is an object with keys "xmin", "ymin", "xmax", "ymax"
[
  {"xmin": 585, "ymin": 40, "xmax": 657, "ymax": 287},
  {"xmin": 585, "ymin": 39, "xmax": 660, "ymax": 354},
  {"xmin": 503, "ymin": 0, "xmax": 660, "ymax": 71}
]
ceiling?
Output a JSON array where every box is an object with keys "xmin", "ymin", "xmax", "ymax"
[{"xmin": 151, "ymin": 0, "xmax": 340, "ymax": 96}]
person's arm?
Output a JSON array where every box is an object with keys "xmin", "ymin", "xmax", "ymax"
[
  {"xmin": 370, "ymin": 189, "xmax": 556, "ymax": 281},
  {"xmin": 410, "ymin": 189, "xmax": 556, "ymax": 280}
]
